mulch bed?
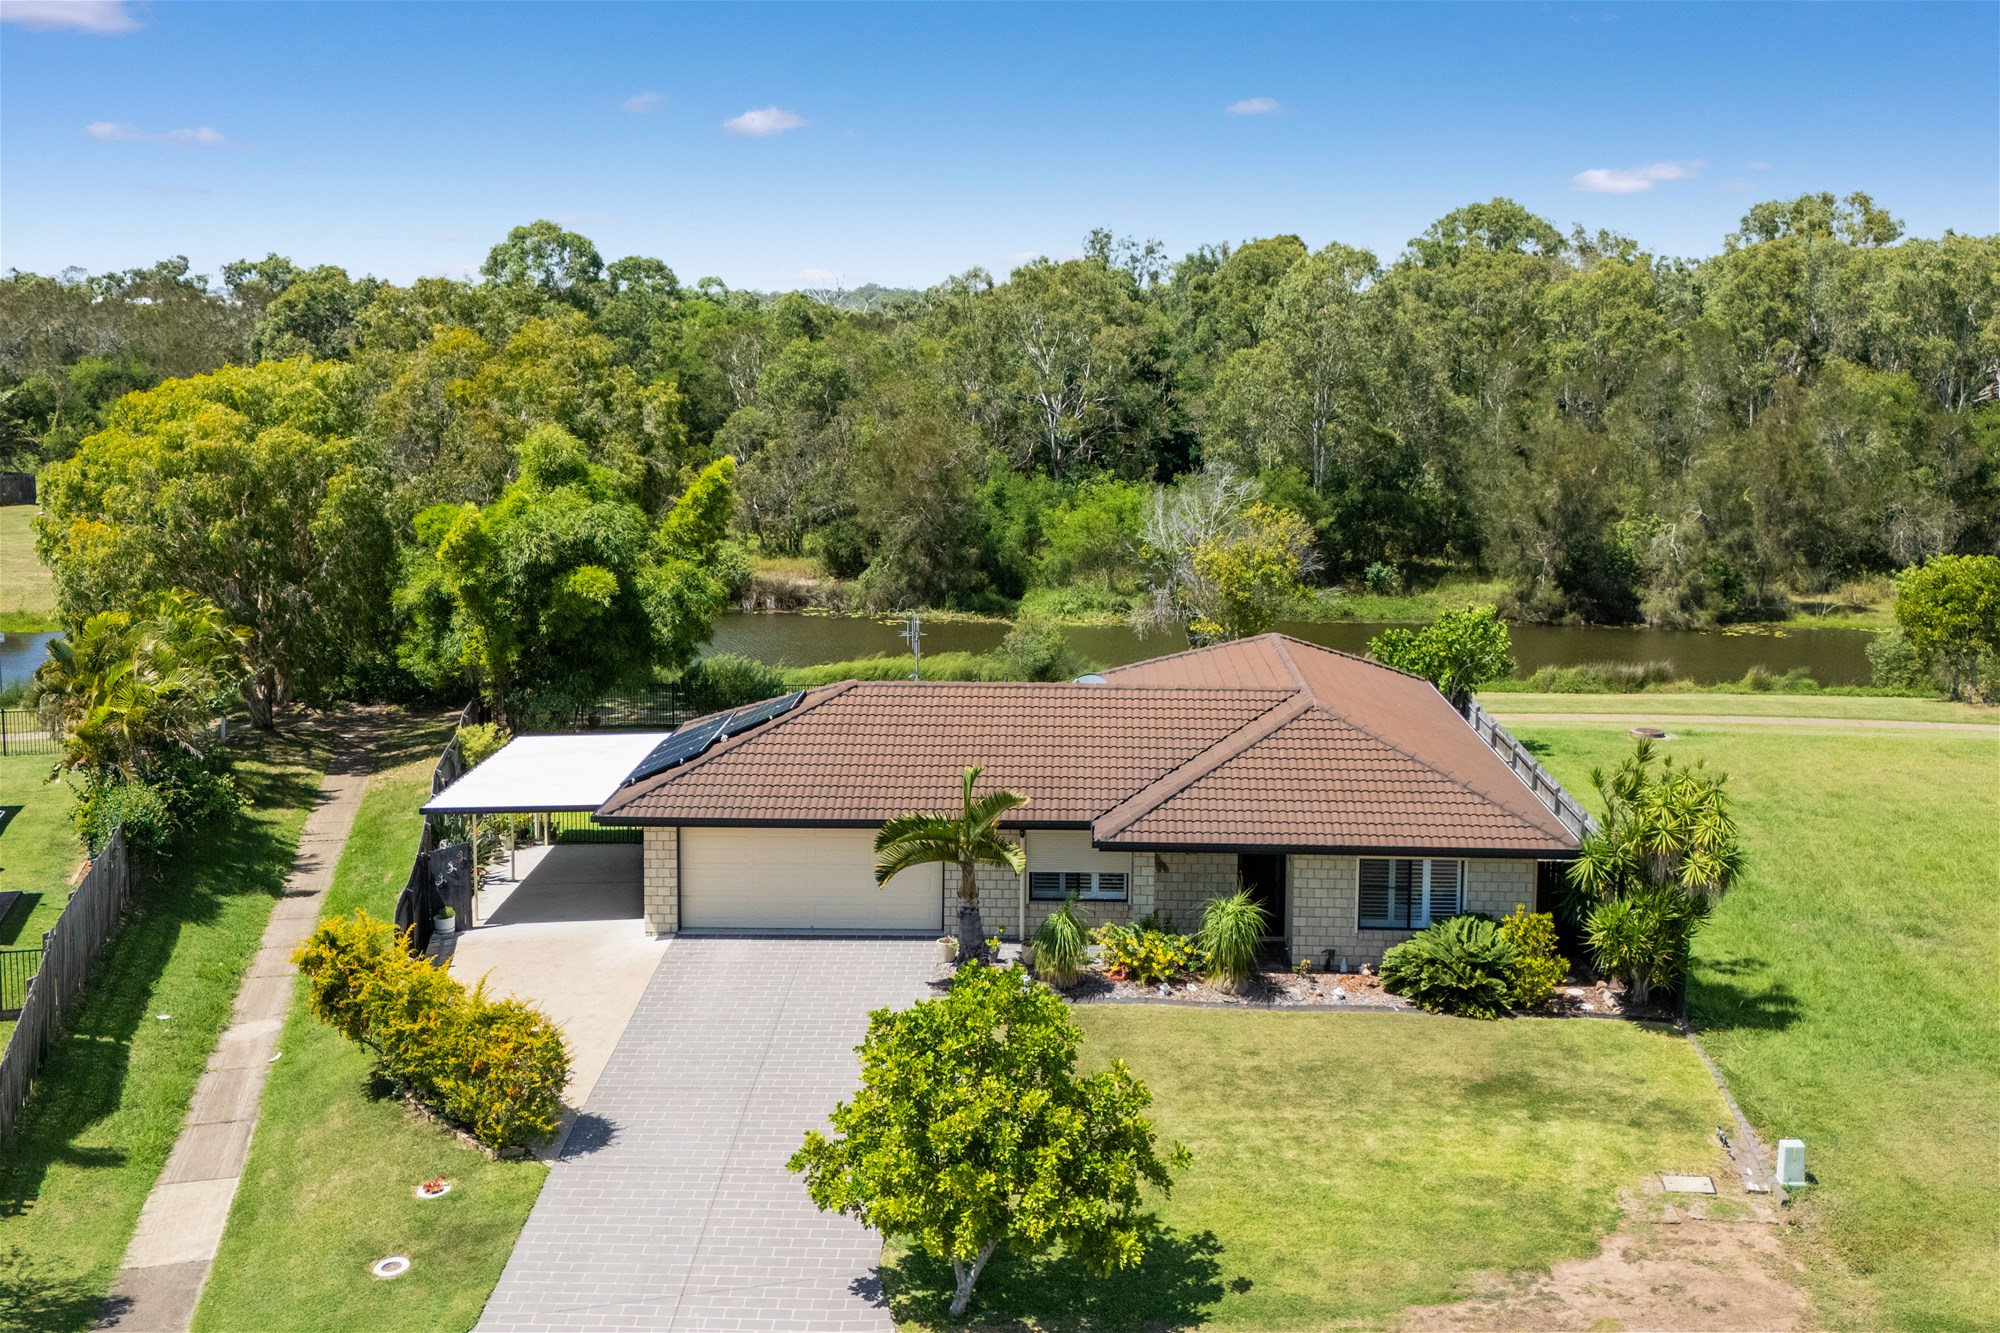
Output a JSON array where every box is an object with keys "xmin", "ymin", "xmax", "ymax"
[{"xmin": 930, "ymin": 951, "xmax": 1675, "ymax": 1022}]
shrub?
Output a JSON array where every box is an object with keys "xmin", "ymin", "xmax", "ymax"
[
  {"xmin": 1495, "ymin": 906, "xmax": 1567, "ymax": 1009},
  {"xmin": 1093, "ymin": 923, "xmax": 1199, "ymax": 986},
  {"xmin": 1866, "ymin": 630, "xmax": 1930, "ymax": 691},
  {"xmin": 1378, "ymin": 915, "xmax": 1517, "ymax": 1019},
  {"xmin": 1583, "ymin": 887, "xmax": 1699, "ymax": 1008},
  {"xmin": 1032, "ymin": 898, "xmax": 1088, "ymax": 987},
  {"xmin": 294, "ymin": 910, "xmax": 571, "ymax": 1149},
  {"xmin": 1362, "ymin": 561, "xmax": 1402, "ymax": 596},
  {"xmin": 1197, "ymin": 891, "xmax": 1268, "ymax": 992},
  {"xmin": 1738, "ymin": 665, "xmax": 1820, "ymax": 694},
  {"xmin": 73, "ymin": 753, "xmax": 242, "ymax": 858},
  {"xmin": 678, "ymin": 652, "xmax": 787, "ymax": 715},
  {"xmin": 457, "ymin": 722, "xmax": 510, "ymax": 768},
  {"xmin": 993, "ymin": 612, "xmax": 1090, "ymax": 682}
]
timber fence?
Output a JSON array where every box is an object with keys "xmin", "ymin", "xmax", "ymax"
[{"xmin": 0, "ymin": 829, "xmax": 132, "ymax": 1143}]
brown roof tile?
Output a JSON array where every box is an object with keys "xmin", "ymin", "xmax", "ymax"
[{"xmin": 597, "ymin": 635, "xmax": 1582, "ymax": 854}]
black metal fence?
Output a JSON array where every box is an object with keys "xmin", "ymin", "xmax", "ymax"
[
  {"xmin": 0, "ymin": 948, "xmax": 38, "ymax": 1016},
  {"xmin": 0, "ymin": 709, "xmax": 61, "ymax": 757},
  {"xmin": 0, "ymin": 830, "xmax": 131, "ymax": 1143}
]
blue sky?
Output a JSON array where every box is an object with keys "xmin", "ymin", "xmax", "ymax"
[{"xmin": 2, "ymin": 1, "xmax": 1995, "ymax": 290}]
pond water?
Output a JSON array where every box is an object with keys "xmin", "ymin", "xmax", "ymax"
[
  {"xmin": 0, "ymin": 631, "xmax": 57, "ymax": 693},
  {"xmin": 705, "ymin": 613, "xmax": 1878, "ymax": 686},
  {"xmin": 0, "ymin": 618, "xmax": 1880, "ymax": 693}
]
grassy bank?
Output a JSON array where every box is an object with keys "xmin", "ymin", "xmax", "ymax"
[
  {"xmin": 0, "ymin": 727, "xmax": 326, "ymax": 1333},
  {"xmin": 196, "ymin": 728, "xmax": 547, "ymax": 1333},
  {"xmin": 1518, "ymin": 720, "xmax": 2000, "ymax": 1332},
  {"xmin": 887, "ymin": 1010, "xmax": 1727, "ymax": 1329},
  {"xmin": 1482, "ymin": 692, "xmax": 1989, "ymax": 724},
  {"xmin": 0, "ymin": 508, "xmax": 56, "ymax": 628}
]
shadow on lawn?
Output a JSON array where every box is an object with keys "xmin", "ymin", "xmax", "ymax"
[
  {"xmin": 883, "ymin": 1227, "xmax": 1230, "ymax": 1331},
  {"xmin": 1689, "ymin": 956, "xmax": 1802, "ymax": 1033},
  {"xmin": 0, "ymin": 1247, "xmax": 121, "ymax": 1333}
]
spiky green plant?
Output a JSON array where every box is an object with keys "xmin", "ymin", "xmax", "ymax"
[
  {"xmin": 1198, "ymin": 890, "xmax": 1269, "ymax": 992},
  {"xmin": 1032, "ymin": 897, "xmax": 1088, "ymax": 987}
]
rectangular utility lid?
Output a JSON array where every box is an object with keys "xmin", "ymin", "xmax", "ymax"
[{"xmin": 422, "ymin": 732, "xmax": 673, "ymax": 815}]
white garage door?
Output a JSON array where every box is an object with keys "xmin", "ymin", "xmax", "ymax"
[{"xmin": 680, "ymin": 828, "xmax": 945, "ymax": 933}]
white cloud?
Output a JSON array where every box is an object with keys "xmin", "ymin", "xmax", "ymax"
[
  {"xmin": 1744, "ymin": 160, "xmax": 1772, "ymax": 171},
  {"xmin": 723, "ymin": 106, "xmax": 807, "ymax": 137},
  {"xmin": 84, "ymin": 121, "xmax": 231, "ymax": 148},
  {"xmin": 1569, "ymin": 160, "xmax": 1703, "ymax": 194},
  {"xmin": 1225, "ymin": 97, "xmax": 1281, "ymax": 116},
  {"xmin": 621, "ymin": 91, "xmax": 663, "ymax": 114},
  {"xmin": 1, "ymin": 1, "xmax": 140, "ymax": 34},
  {"xmin": 791, "ymin": 268, "xmax": 844, "ymax": 286}
]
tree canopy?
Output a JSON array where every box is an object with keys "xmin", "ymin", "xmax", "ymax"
[{"xmin": 788, "ymin": 960, "xmax": 1188, "ymax": 1316}]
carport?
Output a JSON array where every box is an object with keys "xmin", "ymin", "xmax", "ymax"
[{"xmin": 422, "ymin": 731, "xmax": 675, "ymax": 1117}]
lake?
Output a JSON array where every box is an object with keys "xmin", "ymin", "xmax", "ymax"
[
  {"xmin": 706, "ymin": 613, "xmax": 1878, "ymax": 686},
  {"xmin": 0, "ymin": 617, "xmax": 1881, "ymax": 693},
  {"xmin": 0, "ymin": 631, "xmax": 56, "ymax": 693}
]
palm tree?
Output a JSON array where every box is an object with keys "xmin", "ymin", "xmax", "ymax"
[{"xmin": 875, "ymin": 766, "xmax": 1028, "ymax": 959}]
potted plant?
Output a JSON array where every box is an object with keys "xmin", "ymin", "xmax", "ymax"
[{"xmin": 433, "ymin": 903, "xmax": 456, "ymax": 936}]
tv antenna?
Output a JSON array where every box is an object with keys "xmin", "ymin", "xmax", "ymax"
[{"xmin": 900, "ymin": 611, "xmax": 923, "ymax": 680}]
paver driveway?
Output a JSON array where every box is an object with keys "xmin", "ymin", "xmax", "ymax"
[{"xmin": 476, "ymin": 937, "xmax": 937, "ymax": 1332}]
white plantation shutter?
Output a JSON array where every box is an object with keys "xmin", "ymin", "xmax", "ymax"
[
  {"xmin": 1424, "ymin": 860, "xmax": 1462, "ymax": 924},
  {"xmin": 1028, "ymin": 872, "xmax": 1063, "ymax": 901},
  {"xmin": 1094, "ymin": 872, "xmax": 1128, "ymax": 901},
  {"xmin": 1394, "ymin": 860, "xmax": 1421, "ymax": 926}
]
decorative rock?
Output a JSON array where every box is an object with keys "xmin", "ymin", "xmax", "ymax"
[{"xmin": 1331, "ymin": 987, "xmax": 1349, "ymax": 1001}]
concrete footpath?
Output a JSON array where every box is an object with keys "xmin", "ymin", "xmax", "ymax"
[{"xmin": 98, "ymin": 729, "xmax": 378, "ymax": 1332}]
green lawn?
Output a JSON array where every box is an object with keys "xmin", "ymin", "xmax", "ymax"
[
  {"xmin": 0, "ymin": 727, "xmax": 326, "ymax": 1333},
  {"xmin": 1483, "ymin": 691, "xmax": 1990, "ymax": 724},
  {"xmin": 0, "ymin": 507, "xmax": 57, "ymax": 627},
  {"xmin": 886, "ymin": 1010, "xmax": 1730, "ymax": 1330},
  {"xmin": 0, "ymin": 753, "xmax": 81, "ymax": 1048},
  {"xmin": 1518, "ymin": 719, "xmax": 2000, "ymax": 1333},
  {"xmin": 195, "ymin": 734, "xmax": 548, "ymax": 1333}
]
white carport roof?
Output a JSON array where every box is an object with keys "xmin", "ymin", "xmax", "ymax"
[{"xmin": 421, "ymin": 732, "xmax": 672, "ymax": 815}]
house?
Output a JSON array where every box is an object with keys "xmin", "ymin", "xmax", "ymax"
[{"xmin": 588, "ymin": 634, "xmax": 1589, "ymax": 967}]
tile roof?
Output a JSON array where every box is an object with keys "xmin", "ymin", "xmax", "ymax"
[{"xmin": 597, "ymin": 635, "xmax": 1583, "ymax": 855}]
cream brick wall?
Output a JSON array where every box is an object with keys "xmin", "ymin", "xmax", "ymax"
[
  {"xmin": 943, "ymin": 831, "xmax": 1025, "ymax": 940},
  {"xmin": 1290, "ymin": 854, "xmax": 1539, "ymax": 969},
  {"xmin": 642, "ymin": 826, "xmax": 678, "ymax": 936},
  {"xmin": 1149, "ymin": 852, "xmax": 1238, "ymax": 933}
]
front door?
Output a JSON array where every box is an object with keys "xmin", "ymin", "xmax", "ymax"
[{"xmin": 1237, "ymin": 853, "xmax": 1287, "ymax": 940}]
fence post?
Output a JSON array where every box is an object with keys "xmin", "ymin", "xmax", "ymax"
[{"xmin": 1, "ymin": 708, "xmax": 8, "ymax": 756}]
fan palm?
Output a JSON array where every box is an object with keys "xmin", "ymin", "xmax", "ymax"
[{"xmin": 875, "ymin": 766, "xmax": 1029, "ymax": 959}]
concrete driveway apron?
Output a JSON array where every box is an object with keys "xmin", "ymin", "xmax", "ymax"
[{"xmin": 476, "ymin": 936, "xmax": 937, "ymax": 1332}]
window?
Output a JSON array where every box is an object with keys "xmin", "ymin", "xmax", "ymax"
[
  {"xmin": 1357, "ymin": 858, "xmax": 1462, "ymax": 929},
  {"xmin": 1029, "ymin": 870, "xmax": 1129, "ymax": 902}
]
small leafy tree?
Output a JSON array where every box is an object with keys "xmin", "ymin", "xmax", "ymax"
[
  {"xmin": 1893, "ymin": 554, "xmax": 2000, "ymax": 700},
  {"xmin": 1567, "ymin": 740, "xmax": 1744, "ymax": 1006},
  {"xmin": 1495, "ymin": 906, "xmax": 1568, "ymax": 1010},
  {"xmin": 788, "ymin": 962, "xmax": 1189, "ymax": 1316},
  {"xmin": 1369, "ymin": 604, "xmax": 1516, "ymax": 704},
  {"xmin": 873, "ymin": 766, "xmax": 1028, "ymax": 958},
  {"xmin": 1136, "ymin": 467, "xmax": 1322, "ymax": 645}
]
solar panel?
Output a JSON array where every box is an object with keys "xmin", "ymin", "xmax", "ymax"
[{"xmin": 619, "ymin": 690, "xmax": 804, "ymax": 787}]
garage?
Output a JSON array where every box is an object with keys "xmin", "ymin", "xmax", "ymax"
[{"xmin": 679, "ymin": 828, "xmax": 944, "ymax": 934}]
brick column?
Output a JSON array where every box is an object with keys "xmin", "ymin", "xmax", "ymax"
[{"xmin": 642, "ymin": 827, "xmax": 679, "ymax": 936}]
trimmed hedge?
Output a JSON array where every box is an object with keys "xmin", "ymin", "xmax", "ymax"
[{"xmin": 294, "ymin": 910, "xmax": 570, "ymax": 1149}]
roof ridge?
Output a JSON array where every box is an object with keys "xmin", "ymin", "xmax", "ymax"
[
  {"xmin": 1295, "ymin": 695, "xmax": 1572, "ymax": 840},
  {"xmin": 598, "ymin": 679, "xmax": 858, "ymax": 814},
  {"xmin": 1092, "ymin": 694, "xmax": 1315, "ymax": 841}
]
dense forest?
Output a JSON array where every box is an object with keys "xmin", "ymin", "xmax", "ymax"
[{"xmin": 3, "ymin": 192, "xmax": 1995, "ymax": 666}]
